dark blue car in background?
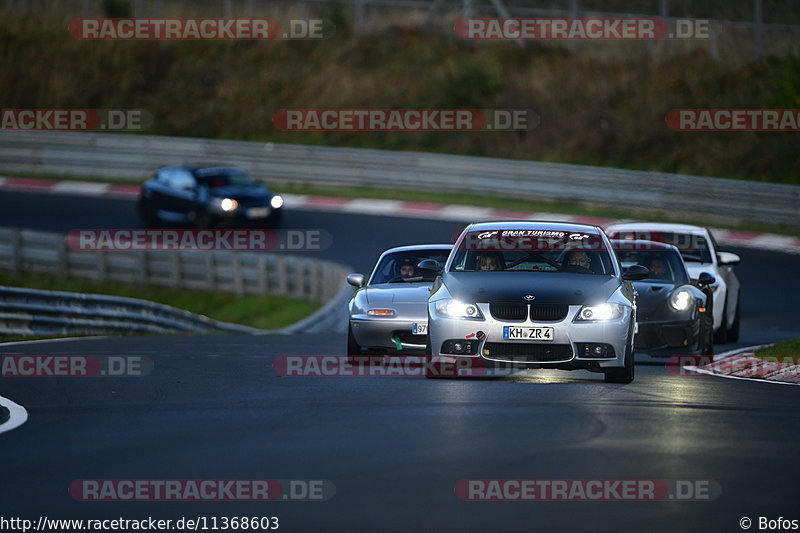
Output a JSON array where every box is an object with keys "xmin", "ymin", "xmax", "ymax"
[{"xmin": 137, "ymin": 166, "xmax": 284, "ymax": 228}]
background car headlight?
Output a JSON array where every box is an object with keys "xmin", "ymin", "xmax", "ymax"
[
  {"xmin": 575, "ymin": 303, "xmax": 624, "ymax": 321},
  {"xmin": 670, "ymin": 289, "xmax": 694, "ymax": 311},
  {"xmin": 434, "ymin": 299, "xmax": 484, "ymax": 320},
  {"xmin": 210, "ymin": 197, "xmax": 239, "ymax": 212},
  {"xmin": 270, "ymin": 195, "xmax": 284, "ymax": 209}
]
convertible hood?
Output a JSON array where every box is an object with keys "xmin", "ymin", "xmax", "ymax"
[
  {"xmin": 364, "ymin": 284, "xmax": 433, "ymax": 305},
  {"xmin": 443, "ymin": 272, "xmax": 621, "ymax": 305}
]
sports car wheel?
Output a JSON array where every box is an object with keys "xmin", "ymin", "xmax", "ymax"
[
  {"xmin": 605, "ymin": 325, "xmax": 635, "ymax": 384},
  {"xmin": 713, "ymin": 296, "xmax": 729, "ymax": 344},
  {"xmin": 194, "ymin": 209, "xmax": 214, "ymax": 229},
  {"xmin": 701, "ymin": 309, "xmax": 714, "ymax": 356},
  {"xmin": 727, "ymin": 295, "xmax": 741, "ymax": 343},
  {"xmin": 139, "ymin": 201, "xmax": 159, "ymax": 229}
]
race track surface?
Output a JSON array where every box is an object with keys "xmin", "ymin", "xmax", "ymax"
[{"xmin": 1, "ymin": 190, "xmax": 798, "ymax": 532}]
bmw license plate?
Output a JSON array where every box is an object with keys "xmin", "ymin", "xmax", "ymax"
[
  {"xmin": 412, "ymin": 323, "xmax": 427, "ymax": 335},
  {"xmin": 503, "ymin": 326, "xmax": 553, "ymax": 341},
  {"xmin": 247, "ymin": 207, "xmax": 270, "ymax": 219}
]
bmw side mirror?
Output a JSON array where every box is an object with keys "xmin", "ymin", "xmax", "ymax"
[
  {"xmin": 622, "ymin": 264, "xmax": 650, "ymax": 281},
  {"xmin": 697, "ymin": 272, "xmax": 716, "ymax": 286},
  {"xmin": 717, "ymin": 252, "xmax": 741, "ymax": 266},
  {"xmin": 417, "ymin": 259, "xmax": 442, "ymax": 273},
  {"xmin": 346, "ymin": 273, "xmax": 366, "ymax": 288}
]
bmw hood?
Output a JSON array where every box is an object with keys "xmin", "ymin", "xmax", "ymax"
[
  {"xmin": 442, "ymin": 272, "xmax": 621, "ymax": 305},
  {"xmin": 364, "ymin": 284, "xmax": 433, "ymax": 305}
]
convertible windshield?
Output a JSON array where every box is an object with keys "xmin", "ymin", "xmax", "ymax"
[
  {"xmin": 195, "ymin": 168, "xmax": 256, "ymax": 188},
  {"xmin": 450, "ymin": 230, "xmax": 614, "ymax": 275},
  {"xmin": 609, "ymin": 230, "xmax": 713, "ymax": 263},
  {"xmin": 370, "ymin": 249, "xmax": 452, "ymax": 284},
  {"xmin": 613, "ymin": 248, "xmax": 689, "ymax": 284}
]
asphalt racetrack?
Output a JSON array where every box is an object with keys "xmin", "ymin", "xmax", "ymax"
[{"xmin": 1, "ymin": 189, "xmax": 799, "ymax": 532}]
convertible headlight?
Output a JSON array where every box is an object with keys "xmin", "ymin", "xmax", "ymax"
[
  {"xmin": 434, "ymin": 299, "xmax": 484, "ymax": 320},
  {"xmin": 270, "ymin": 195, "xmax": 284, "ymax": 209},
  {"xmin": 575, "ymin": 303, "xmax": 624, "ymax": 321},
  {"xmin": 670, "ymin": 289, "xmax": 694, "ymax": 312},
  {"xmin": 210, "ymin": 197, "xmax": 239, "ymax": 212}
]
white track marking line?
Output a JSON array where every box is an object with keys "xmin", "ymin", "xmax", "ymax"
[
  {"xmin": 51, "ymin": 181, "xmax": 111, "ymax": 195},
  {"xmin": 0, "ymin": 336, "xmax": 108, "ymax": 348},
  {"xmin": 343, "ymin": 199, "xmax": 404, "ymax": 214},
  {"xmin": 0, "ymin": 395, "xmax": 28, "ymax": 434}
]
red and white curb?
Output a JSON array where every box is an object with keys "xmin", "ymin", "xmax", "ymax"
[
  {"xmin": 684, "ymin": 346, "xmax": 800, "ymax": 385},
  {"xmin": 2, "ymin": 176, "xmax": 799, "ymax": 254}
]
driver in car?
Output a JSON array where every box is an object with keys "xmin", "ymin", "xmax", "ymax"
[
  {"xmin": 564, "ymin": 250, "xmax": 591, "ymax": 270},
  {"xmin": 399, "ymin": 258, "xmax": 418, "ymax": 278}
]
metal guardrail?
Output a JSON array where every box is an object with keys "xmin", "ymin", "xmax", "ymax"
[
  {"xmin": 0, "ymin": 226, "xmax": 353, "ymax": 336},
  {"xmin": 0, "ymin": 131, "xmax": 798, "ymax": 226},
  {"xmin": 0, "ymin": 285, "xmax": 266, "ymax": 336}
]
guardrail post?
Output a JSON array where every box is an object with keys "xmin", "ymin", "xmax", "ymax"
[
  {"xmin": 10, "ymin": 229, "xmax": 21, "ymax": 272},
  {"xmin": 136, "ymin": 250, "xmax": 147, "ymax": 285},
  {"xmin": 276, "ymin": 256, "xmax": 288, "ymax": 296},
  {"xmin": 232, "ymin": 253, "xmax": 244, "ymax": 295},
  {"xmin": 205, "ymin": 253, "xmax": 214, "ymax": 290},
  {"xmin": 257, "ymin": 255, "xmax": 268, "ymax": 294},
  {"xmin": 171, "ymin": 252, "xmax": 181, "ymax": 288},
  {"xmin": 97, "ymin": 250, "xmax": 108, "ymax": 281}
]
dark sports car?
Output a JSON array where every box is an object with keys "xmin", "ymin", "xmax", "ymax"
[
  {"xmin": 137, "ymin": 166, "xmax": 284, "ymax": 228},
  {"xmin": 611, "ymin": 239, "xmax": 715, "ymax": 357}
]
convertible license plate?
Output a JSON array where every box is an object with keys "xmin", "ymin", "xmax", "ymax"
[
  {"xmin": 412, "ymin": 323, "xmax": 427, "ymax": 335},
  {"xmin": 247, "ymin": 207, "xmax": 270, "ymax": 219},
  {"xmin": 503, "ymin": 326, "xmax": 554, "ymax": 341}
]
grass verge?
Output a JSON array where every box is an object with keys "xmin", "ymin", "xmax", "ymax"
[
  {"xmin": 756, "ymin": 338, "xmax": 800, "ymax": 359},
  {"xmin": 0, "ymin": 270, "xmax": 319, "ymax": 332}
]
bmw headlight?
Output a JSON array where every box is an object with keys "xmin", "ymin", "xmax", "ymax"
[
  {"xmin": 670, "ymin": 289, "xmax": 694, "ymax": 312},
  {"xmin": 434, "ymin": 299, "xmax": 484, "ymax": 320},
  {"xmin": 575, "ymin": 303, "xmax": 625, "ymax": 321},
  {"xmin": 270, "ymin": 195, "xmax": 284, "ymax": 209},
  {"xmin": 210, "ymin": 197, "xmax": 239, "ymax": 212}
]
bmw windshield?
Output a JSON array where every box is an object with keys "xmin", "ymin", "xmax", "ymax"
[{"xmin": 450, "ymin": 229, "xmax": 615, "ymax": 275}]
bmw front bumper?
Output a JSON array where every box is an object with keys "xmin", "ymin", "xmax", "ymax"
[{"xmin": 428, "ymin": 303, "xmax": 631, "ymax": 369}]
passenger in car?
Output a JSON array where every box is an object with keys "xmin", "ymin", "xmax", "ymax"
[{"xmin": 476, "ymin": 253, "xmax": 504, "ymax": 271}]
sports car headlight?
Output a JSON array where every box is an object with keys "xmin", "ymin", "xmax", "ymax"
[
  {"xmin": 210, "ymin": 197, "xmax": 239, "ymax": 212},
  {"xmin": 270, "ymin": 195, "xmax": 284, "ymax": 209},
  {"xmin": 575, "ymin": 303, "xmax": 624, "ymax": 321},
  {"xmin": 434, "ymin": 299, "xmax": 484, "ymax": 320},
  {"xmin": 670, "ymin": 289, "xmax": 694, "ymax": 312}
]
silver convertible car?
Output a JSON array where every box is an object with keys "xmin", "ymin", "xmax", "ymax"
[
  {"xmin": 425, "ymin": 222, "xmax": 649, "ymax": 382},
  {"xmin": 346, "ymin": 244, "xmax": 453, "ymax": 362}
]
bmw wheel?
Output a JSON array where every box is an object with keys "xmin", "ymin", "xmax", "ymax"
[{"xmin": 604, "ymin": 323, "xmax": 635, "ymax": 384}]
